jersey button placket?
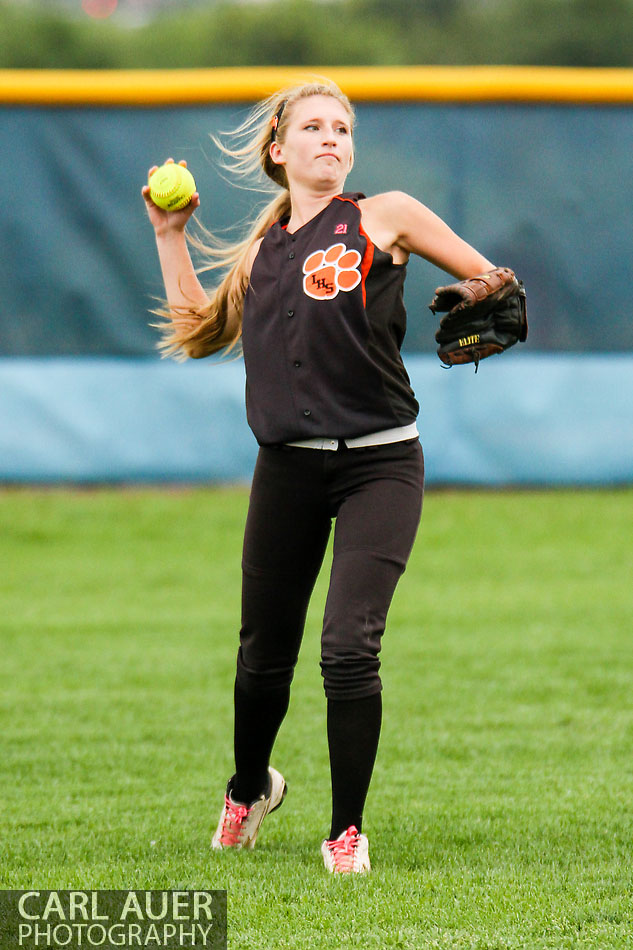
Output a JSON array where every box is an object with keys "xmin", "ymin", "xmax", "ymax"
[{"xmin": 283, "ymin": 235, "xmax": 311, "ymax": 427}]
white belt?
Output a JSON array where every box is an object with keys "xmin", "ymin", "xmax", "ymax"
[{"xmin": 286, "ymin": 422, "xmax": 418, "ymax": 451}]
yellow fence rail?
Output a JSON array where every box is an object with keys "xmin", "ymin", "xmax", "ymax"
[{"xmin": 2, "ymin": 66, "xmax": 633, "ymax": 106}]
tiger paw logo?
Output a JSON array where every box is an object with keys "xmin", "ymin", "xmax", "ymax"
[{"xmin": 302, "ymin": 243, "xmax": 362, "ymax": 300}]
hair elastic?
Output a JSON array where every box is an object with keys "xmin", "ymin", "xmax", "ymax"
[{"xmin": 270, "ymin": 100, "xmax": 287, "ymax": 141}]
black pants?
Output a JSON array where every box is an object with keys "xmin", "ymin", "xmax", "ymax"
[{"xmin": 236, "ymin": 438, "xmax": 424, "ymax": 701}]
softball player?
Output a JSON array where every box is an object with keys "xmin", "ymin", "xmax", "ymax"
[{"xmin": 142, "ymin": 79, "xmax": 496, "ymax": 873}]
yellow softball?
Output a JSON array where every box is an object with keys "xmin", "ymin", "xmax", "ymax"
[{"xmin": 148, "ymin": 163, "xmax": 196, "ymax": 211}]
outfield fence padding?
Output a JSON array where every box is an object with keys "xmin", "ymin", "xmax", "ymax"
[{"xmin": 0, "ymin": 68, "xmax": 631, "ymax": 483}]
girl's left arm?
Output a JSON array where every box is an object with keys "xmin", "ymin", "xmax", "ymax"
[{"xmin": 372, "ymin": 191, "xmax": 496, "ymax": 279}]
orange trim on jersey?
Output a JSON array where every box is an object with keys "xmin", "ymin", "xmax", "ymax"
[
  {"xmin": 357, "ymin": 222, "xmax": 374, "ymax": 309},
  {"xmin": 334, "ymin": 196, "xmax": 374, "ymax": 308}
]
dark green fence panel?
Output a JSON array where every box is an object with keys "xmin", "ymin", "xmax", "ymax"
[{"xmin": 2, "ymin": 103, "xmax": 631, "ymax": 355}]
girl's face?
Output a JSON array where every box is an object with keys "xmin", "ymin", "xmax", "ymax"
[{"xmin": 270, "ymin": 94, "xmax": 354, "ymax": 191}]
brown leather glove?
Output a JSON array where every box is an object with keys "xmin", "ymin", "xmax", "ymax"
[{"xmin": 430, "ymin": 267, "xmax": 528, "ymax": 371}]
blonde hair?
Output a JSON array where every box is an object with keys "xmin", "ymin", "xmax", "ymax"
[{"xmin": 154, "ymin": 78, "xmax": 355, "ymax": 360}]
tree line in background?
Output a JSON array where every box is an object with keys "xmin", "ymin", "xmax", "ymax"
[{"xmin": 2, "ymin": 0, "xmax": 633, "ymax": 68}]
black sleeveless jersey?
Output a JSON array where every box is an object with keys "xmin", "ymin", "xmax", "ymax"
[{"xmin": 241, "ymin": 191, "xmax": 419, "ymax": 445}]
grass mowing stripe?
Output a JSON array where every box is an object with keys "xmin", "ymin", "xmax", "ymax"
[{"xmin": 1, "ymin": 487, "xmax": 632, "ymax": 948}]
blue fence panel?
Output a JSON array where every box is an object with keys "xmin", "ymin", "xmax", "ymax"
[{"xmin": 1, "ymin": 354, "xmax": 630, "ymax": 485}]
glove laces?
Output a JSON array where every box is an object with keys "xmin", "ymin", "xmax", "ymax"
[{"xmin": 469, "ymin": 348, "xmax": 481, "ymax": 373}]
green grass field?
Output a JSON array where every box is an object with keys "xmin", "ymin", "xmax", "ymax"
[{"xmin": 1, "ymin": 486, "xmax": 632, "ymax": 949}]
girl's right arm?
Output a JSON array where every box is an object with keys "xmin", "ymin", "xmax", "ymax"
[
  {"xmin": 142, "ymin": 159, "xmax": 209, "ymax": 311},
  {"xmin": 142, "ymin": 159, "xmax": 261, "ymax": 355}
]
